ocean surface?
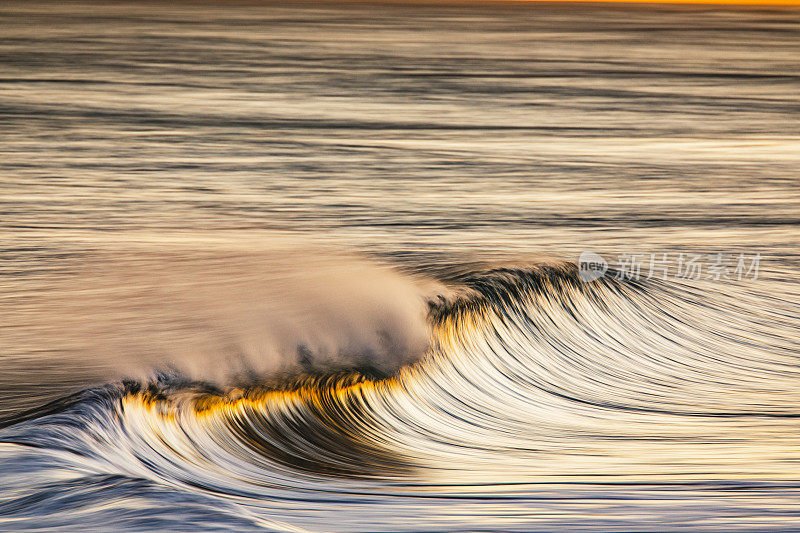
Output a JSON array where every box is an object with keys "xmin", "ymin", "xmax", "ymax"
[{"xmin": 1, "ymin": 1, "xmax": 800, "ymax": 530}]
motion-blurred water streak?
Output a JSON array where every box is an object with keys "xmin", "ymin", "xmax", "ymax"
[{"xmin": 1, "ymin": 1, "xmax": 800, "ymax": 531}]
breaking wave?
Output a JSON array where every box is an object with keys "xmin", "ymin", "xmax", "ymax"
[{"xmin": 1, "ymin": 261, "xmax": 799, "ymax": 531}]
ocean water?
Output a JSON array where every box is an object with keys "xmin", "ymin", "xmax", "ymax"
[{"xmin": 1, "ymin": 1, "xmax": 800, "ymax": 531}]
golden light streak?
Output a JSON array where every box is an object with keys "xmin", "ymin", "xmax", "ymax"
[{"xmin": 409, "ymin": 0, "xmax": 800, "ymax": 6}]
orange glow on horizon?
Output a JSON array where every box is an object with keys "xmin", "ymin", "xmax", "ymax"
[{"xmin": 422, "ymin": 0, "xmax": 800, "ymax": 5}]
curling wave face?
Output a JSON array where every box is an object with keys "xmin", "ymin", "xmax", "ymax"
[{"xmin": 2, "ymin": 262, "xmax": 800, "ymax": 531}]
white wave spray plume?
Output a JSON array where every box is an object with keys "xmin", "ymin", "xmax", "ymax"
[{"xmin": 0, "ymin": 244, "xmax": 437, "ymax": 405}]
